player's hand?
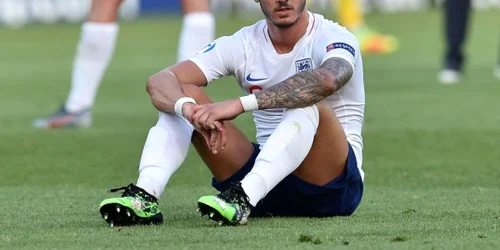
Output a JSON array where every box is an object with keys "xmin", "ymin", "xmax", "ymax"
[
  {"xmin": 182, "ymin": 103, "xmax": 227, "ymax": 154},
  {"xmin": 197, "ymin": 121, "xmax": 227, "ymax": 154},
  {"xmin": 190, "ymin": 99, "xmax": 244, "ymax": 130}
]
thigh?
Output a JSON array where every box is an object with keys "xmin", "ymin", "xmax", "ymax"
[
  {"xmin": 181, "ymin": 84, "xmax": 255, "ymax": 182},
  {"xmin": 293, "ymin": 101, "xmax": 349, "ymax": 186},
  {"xmin": 255, "ymin": 144, "xmax": 363, "ymax": 217},
  {"xmin": 88, "ymin": 0, "xmax": 123, "ymax": 23},
  {"xmin": 181, "ymin": 0, "xmax": 211, "ymax": 14}
]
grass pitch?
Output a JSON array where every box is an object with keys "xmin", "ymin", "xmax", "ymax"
[{"xmin": 1, "ymin": 10, "xmax": 500, "ymax": 249}]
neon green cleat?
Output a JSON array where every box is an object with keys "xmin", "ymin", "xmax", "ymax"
[
  {"xmin": 99, "ymin": 184, "xmax": 163, "ymax": 227},
  {"xmin": 197, "ymin": 183, "xmax": 252, "ymax": 226}
]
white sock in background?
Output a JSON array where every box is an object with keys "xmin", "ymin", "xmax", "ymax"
[
  {"xmin": 241, "ymin": 106, "xmax": 320, "ymax": 206},
  {"xmin": 65, "ymin": 22, "xmax": 119, "ymax": 113},
  {"xmin": 136, "ymin": 112, "xmax": 194, "ymax": 199},
  {"xmin": 177, "ymin": 12, "xmax": 215, "ymax": 62}
]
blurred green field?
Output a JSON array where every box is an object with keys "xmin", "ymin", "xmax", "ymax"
[{"xmin": 1, "ymin": 10, "xmax": 500, "ymax": 250}]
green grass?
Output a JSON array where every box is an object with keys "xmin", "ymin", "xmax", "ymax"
[{"xmin": 1, "ymin": 10, "xmax": 500, "ymax": 249}]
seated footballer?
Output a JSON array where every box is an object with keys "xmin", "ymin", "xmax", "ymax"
[{"xmin": 99, "ymin": 0, "xmax": 365, "ymax": 226}]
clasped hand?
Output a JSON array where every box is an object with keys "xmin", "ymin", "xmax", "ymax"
[{"xmin": 183, "ymin": 99, "xmax": 244, "ymax": 155}]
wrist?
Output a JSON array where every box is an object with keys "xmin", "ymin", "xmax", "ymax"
[
  {"xmin": 239, "ymin": 94, "xmax": 258, "ymax": 112},
  {"xmin": 174, "ymin": 97, "xmax": 197, "ymax": 117},
  {"xmin": 182, "ymin": 102, "xmax": 196, "ymax": 118}
]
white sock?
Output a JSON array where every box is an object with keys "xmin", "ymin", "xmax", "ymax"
[
  {"xmin": 177, "ymin": 12, "xmax": 215, "ymax": 62},
  {"xmin": 241, "ymin": 106, "xmax": 320, "ymax": 207},
  {"xmin": 65, "ymin": 22, "xmax": 119, "ymax": 113},
  {"xmin": 136, "ymin": 112, "xmax": 194, "ymax": 199}
]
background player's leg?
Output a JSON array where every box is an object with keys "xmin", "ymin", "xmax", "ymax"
[
  {"xmin": 33, "ymin": 0, "xmax": 122, "ymax": 129},
  {"xmin": 177, "ymin": 0, "xmax": 215, "ymax": 62},
  {"xmin": 335, "ymin": 0, "xmax": 363, "ymax": 30},
  {"xmin": 66, "ymin": 0, "xmax": 121, "ymax": 112},
  {"xmin": 439, "ymin": 0, "xmax": 471, "ymax": 84}
]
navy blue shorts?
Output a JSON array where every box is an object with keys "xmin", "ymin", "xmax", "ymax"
[{"xmin": 212, "ymin": 143, "xmax": 364, "ymax": 217}]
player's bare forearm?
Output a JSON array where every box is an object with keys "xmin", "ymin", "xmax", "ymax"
[
  {"xmin": 255, "ymin": 57, "xmax": 353, "ymax": 109},
  {"xmin": 146, "ymin": 69, "xmax": 187, "ymax": 113},
  {"xmin": 146, "ymin": 61, "xmax": 208, "ymax": 113}
]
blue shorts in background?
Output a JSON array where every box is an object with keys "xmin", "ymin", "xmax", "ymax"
[{"xmin": 212, "ymin": 143, "xmax": 364, "ymax": 217}]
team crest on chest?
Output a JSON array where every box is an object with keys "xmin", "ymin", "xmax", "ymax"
[{"xmin": 295, "ymin": 58, "xmax": 312, "ymax": 73}]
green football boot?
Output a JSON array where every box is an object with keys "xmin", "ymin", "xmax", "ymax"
[
  {"xmin": 99, "ymin": 184, "xmax": 163, "ymax": 227},
  {"xmin": 197, "ymin": 183, "xmax": 252, "ymax": 226}
]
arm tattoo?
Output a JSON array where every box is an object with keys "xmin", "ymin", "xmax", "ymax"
[{"xmin": 255, "ymin": 57, "xmax": 353, "ymax": 109}]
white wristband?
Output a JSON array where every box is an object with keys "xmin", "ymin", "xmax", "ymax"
[
  {"xmin": 239, "ymin": 94, "xmax": 259, "ymax": 112},
  {"xmin": 174, "ymin": 97, "xmax": 197, "ymax": 117}
]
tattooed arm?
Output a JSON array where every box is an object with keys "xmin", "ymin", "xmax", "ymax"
[
  {"xmin": 189, "ymin": 57, "xmax": 354, "ymax": 129},
  {"xmin": 255, "ymin": 57, "xmax": 353, "ymax": 109}
]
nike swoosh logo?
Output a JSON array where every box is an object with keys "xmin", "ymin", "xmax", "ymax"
[
  {"xmin": 246, "ymin": 74, "xmax": 268, "ymax": 82},
  {"xmin": 202, "ymin": 43, "xmax": 216, "ymax": 53}
]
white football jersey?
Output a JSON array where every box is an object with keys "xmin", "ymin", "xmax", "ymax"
[{"xmin": 190, "ymin": 12, "xmax": 365, "ymax": 179}]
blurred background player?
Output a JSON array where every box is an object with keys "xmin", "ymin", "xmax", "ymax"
[
  {"xmin": 438, "ymin": 0, "xmax": 500, "ymax": 84},
  {"xmin": 333, "ymin": 0, "xmax": 399, "ymax": 54},
  {"xmin": 33, "ymin": 0, "xmax": 215, "ymax": 128},
  {"xmin": 437, "ymin": 0, "xmax": 471, "ymax": 84}
]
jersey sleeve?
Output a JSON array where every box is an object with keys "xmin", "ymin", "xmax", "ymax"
[
  {"xmin": 188, "ymin": 34, "xmax": 244, "ymax": 84},
  {"xmin": 313, "ymin": 24, "xmax": 360, "ymax": 70}
]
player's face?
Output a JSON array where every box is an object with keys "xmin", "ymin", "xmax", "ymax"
[{"xmin": 257, "ymin": 0, "xmax": 307, "ymax": 28}]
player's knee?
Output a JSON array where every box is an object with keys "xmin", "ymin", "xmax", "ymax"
[
  {"xmin": 146, "ymin": 74, "xmax": 159, "ymax": 96},
  {"xmin": 315, "ymin": 101, "xmax": 332, "ymax": 113},
  {"xmin": 315, "ymin": 101, "xmax": 338, "ymax": 122},
  {"xmin": 146, "ymin": 74, "xmax": 166, "ymax": 110},
  {"xmin": 181, "ymin": 0, "xmax": 210, "ymax": 14},
  {"xmin": 88, "ymin": 0, "xmax": 123, "ymax": 22},
  {"xmin": 284, "ymin": 105, "xmax": 320, "ymax": 130}
]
